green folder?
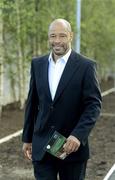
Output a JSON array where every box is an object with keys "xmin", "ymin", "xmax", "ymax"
[{"xmin": 44, "ymin": 131, "xmax": 67, "ymax": 160}]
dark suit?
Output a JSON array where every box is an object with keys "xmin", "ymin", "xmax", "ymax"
[{"xmin": 22, "ymin": 50, "xmax": 101, "ymax": 178}]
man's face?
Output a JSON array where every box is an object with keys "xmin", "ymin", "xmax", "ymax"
[{"xmin": 48, "ymin": 23, "xmax": 73, "ymax": 57}]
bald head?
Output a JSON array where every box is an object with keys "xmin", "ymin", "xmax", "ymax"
[
  {"xmin": 48, "ymin": 19, "xmax": 72, "ymax": 34},
  {"xmin": 48, "ymin": 18, "xmax": 73, "ymax": 61}
]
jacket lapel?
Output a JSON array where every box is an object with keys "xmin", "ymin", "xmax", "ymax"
[
  {"xmin": 41, "ymin": 56, "xmax": 52, "ymax": 102},
  {"xmin": 53, "ymin": 51, "xmax": 80, "ymax": 104}
]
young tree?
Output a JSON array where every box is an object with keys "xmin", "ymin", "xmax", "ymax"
[
  {"xmin": 15, "ymin": 0, "xmax": 25, "ymax": 109},
  {"xmin": 0, "ymin": 0, "xmax": 4, "ymax": 117},
  {"xmin": 81, "ymin": 0, "xmax": 115, "ymax": 80}
]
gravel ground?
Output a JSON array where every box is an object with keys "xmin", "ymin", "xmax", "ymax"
[{"xmin": 0, "ymin": 80, "xmax": 115, "ymax": 180}]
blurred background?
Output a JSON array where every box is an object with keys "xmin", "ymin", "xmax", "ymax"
[{"xmin": 0, "ymin": 0, "xmax": 115, "ymax": 180}]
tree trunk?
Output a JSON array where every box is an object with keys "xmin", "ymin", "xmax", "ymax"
[
  {"xmin": 16, "ymin": 0, "xmax": 25, "ymax": 109},
  {"xmin": 0, "ymin": 2, "xmax": 4, "ymax": 117}
]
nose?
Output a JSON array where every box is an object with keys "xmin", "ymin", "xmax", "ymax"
[{"xmin": 54, "ymin": 36, "xmax": 61, "ymax": 43}]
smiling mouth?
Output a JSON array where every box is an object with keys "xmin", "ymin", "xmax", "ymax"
[{"xmin": 54, "ymin": 46, "xmax": 62, "ymax": 49}]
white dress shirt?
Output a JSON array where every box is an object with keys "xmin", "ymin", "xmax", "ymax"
[{"xmin": 48, "ymin": 49, "xmax": 71, "ymax": 100}]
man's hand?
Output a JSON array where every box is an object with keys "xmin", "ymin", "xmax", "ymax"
[
  {"xmin": 63, "ymin": 135, "xmax": 81, "ymax": 155},
  {"xmin": 22, "ymin": 143, "xmax": 32, "ymax": 160}
]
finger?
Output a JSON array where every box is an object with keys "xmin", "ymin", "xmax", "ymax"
[
  {"xmin": 63, "ymin": 140, "xmax": 73, "ymax": 154},
  {"xmin": 64, "ymin": 139, "xmax": 79, "ymax": 154},
  {"xmin": 24, "ymin": 150, "xmax": 32, "ymax": 160},
  {"xmin": 27, "ymin": 150, "xmax": 32, "ymax": 160},
  {"xmin": 23, "ymin": 150, "xmax": 29, "ymax": 159},
  {"xmin": 23, "ymin": 148, "xmax": 31, "ymax": 160},
  {"xmin": 63, "ymin": 141, "xmax": 70, "ymax": 151},
  {"xmin": 73, "ymin": 145, "xmax": 79, "ymax": 152},
  {"xmin": 68, "ymin": 142, "xmax": 78, "ymax": 153}
]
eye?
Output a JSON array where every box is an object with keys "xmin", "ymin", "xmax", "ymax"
[
  {"xmin": 59, "ymin": 34, "xmax": 67, "ymax": 38},
  {"xmin": 50, "ymin": 34, "xmax": 56, "ymax": 38}
]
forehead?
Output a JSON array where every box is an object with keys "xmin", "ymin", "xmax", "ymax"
[{"xmin": 49, "ymin": 22, "xmax": 69, "ymax": 34}]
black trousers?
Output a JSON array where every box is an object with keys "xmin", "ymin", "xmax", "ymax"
[{"xmin": 32, "ymin": 153, "xmax": 87, "ymax": 180}]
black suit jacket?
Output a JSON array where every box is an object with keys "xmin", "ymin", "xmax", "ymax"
[{"xmin": 22, "ymin": 50, "xmax": 102, "ymax": 162}]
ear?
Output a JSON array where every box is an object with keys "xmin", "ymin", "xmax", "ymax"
[{"xmin": 70, "ymin": 32, "xmax": 73, "ymax": 41}]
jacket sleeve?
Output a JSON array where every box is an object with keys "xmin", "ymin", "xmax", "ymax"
[
  {"xmin": 71, "ymin": 62, "xmax": 102, "ymax": 145},
  {"xmin": 22, "ymin": 60, "xmax": 39, "ymax": 143}
]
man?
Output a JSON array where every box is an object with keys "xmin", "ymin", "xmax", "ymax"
[{"xmin": 22, "ymin": 19, "xmax": 102, "ymax": 180}]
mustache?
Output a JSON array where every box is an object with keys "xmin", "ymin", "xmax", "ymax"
[{"xmin": 52, "ymin": 43, "xmax": 63, "ymax": 47}]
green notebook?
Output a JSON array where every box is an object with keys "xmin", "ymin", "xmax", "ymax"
[{"xmin": 44, "ymin": 131, "xmax": 67, "ymax": 160}]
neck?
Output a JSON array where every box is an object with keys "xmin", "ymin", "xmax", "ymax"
[
  {"xmin": 52, "ymin": 48, "xmax": 71, "ymax": 62},
  {"xmin": 53, "ymin": 54, "xmax": 63, "ymax": 62}
]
